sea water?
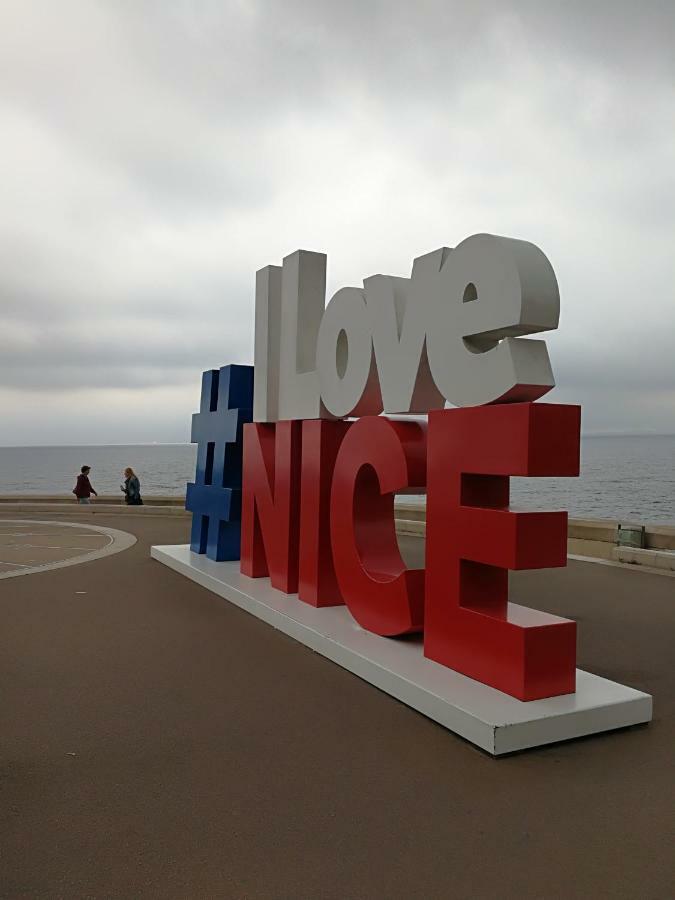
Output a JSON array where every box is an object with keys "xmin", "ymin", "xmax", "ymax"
[{"xmin": 0, "ymin": 436, "xmax": 673, "ymax": 525}]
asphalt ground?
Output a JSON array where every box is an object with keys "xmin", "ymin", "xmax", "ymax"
[
  {"xmin": 0, "ymin": 522, "xmax": 111, "ymax": 576},
  {"xmin": 0, "ymin": 510, "xmax": 673, "ymax": 899}
]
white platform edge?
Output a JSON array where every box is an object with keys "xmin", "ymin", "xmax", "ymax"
[{"xmin": 151, "ymin": 544, "xmax": 652, "ymax": 755}]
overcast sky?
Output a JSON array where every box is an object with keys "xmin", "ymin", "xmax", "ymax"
[{"xmin": 1, "ymin": 0, "xmax": 674, "ymax": 445}]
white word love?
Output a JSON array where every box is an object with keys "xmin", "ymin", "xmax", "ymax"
[{"xmin": 253, "ymin": 233, "xmax": 560, "ymax": 422}]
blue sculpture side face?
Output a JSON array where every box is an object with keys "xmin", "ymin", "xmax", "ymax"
[{"xmin": 185, "ymin": 364, "xmax": 254, "ymax": 561}]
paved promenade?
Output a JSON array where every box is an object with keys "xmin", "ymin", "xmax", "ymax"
[
  {"xmin": 0, "ymin": 521, "xmax": 111, "ymax": 575},
  {"xmin": 0, "ymin": 508, "xmax": 672, "ymax": 899}
]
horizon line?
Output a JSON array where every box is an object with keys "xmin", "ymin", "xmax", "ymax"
[{"xmin": 2, "ymin": 432, "xmax": 675, "ymax": 449}]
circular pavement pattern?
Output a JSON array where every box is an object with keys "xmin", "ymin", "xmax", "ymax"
[{"xmin": 0, "ymin": 520, "xmax": 137, "ymax": 578}]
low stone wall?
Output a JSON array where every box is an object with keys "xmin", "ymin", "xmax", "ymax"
[
  {"xmin": 0, "ymin": 494, "xmax": 183, "ymax": 507},
  {"xmin": 1, "ymin": 496, "xmax": 673, "ymax": 571},
  {"xmin": 568, "ymin": 519, "xmax": 675, "ymax": 570},
  {"xmin": 394, "ymin": 502, "xmax": 675, "ymax": 572},
  {"xmin": 0, "ymin": 495, "xmax": 189, "ymax": 518}
]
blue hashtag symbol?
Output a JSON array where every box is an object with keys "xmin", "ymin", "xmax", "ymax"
[{"xmin": 186, "ymin": 364, "xmax": 253, "ymax": 561}]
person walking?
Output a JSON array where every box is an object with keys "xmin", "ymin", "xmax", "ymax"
[
  {"xmin": 121, "ymin": 467, "xmax": 143, "ymax": 506},
  {"xmin": 73, "ymin": 465, "xmax": 98, "ymax": 504}
]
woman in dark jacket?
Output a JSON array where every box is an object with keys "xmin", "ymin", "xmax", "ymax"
[{"xmin": 121, "ymin": 467, "xmax": 143, "ymax": 505}]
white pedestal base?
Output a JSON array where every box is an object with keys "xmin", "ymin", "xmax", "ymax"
[{"xmin": 151, "ymin": 544, "xmax": 652, "ymax": 755}]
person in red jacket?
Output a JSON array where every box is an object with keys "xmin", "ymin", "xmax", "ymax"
[{"xmin": 73, "ymin": 465, "xmax": 98, "ymax": 504}]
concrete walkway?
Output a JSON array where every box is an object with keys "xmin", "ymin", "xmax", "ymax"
[
  {"xmin": 0, "ymin": 521, "xmax": 109, "ymax": 575},
  {"xmin": 0, "ymin": 510, "xmax": 672, "ymax": 899},
  {"xmin": 0, "ymin": 520, "xmax": 136, "ymax": 577}
]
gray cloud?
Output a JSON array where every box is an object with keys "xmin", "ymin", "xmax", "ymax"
[{"xmin": 0, "ymin": 0, "xmax": 674, "ymax": 443}]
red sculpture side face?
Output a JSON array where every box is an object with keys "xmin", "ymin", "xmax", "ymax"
[
  {"xmin": 240, "ymin": 420, "xmax": 301, "ymax": 594},
  {"xmin": 298, "ymin": 420, "xmax": 349, "ymax": 608}
]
